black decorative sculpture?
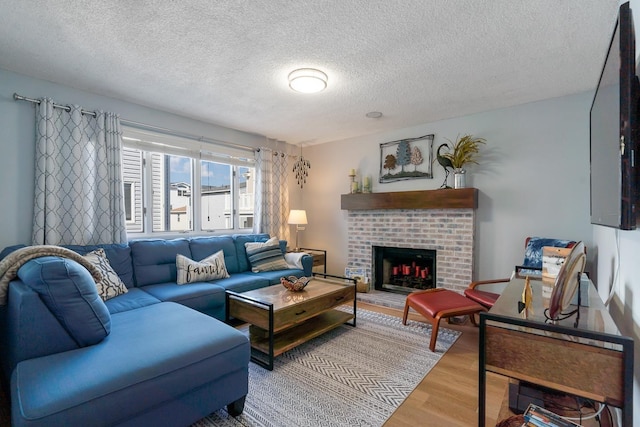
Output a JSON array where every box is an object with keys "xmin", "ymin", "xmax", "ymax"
[{"xmin": 436, "ymin": 143, "xmax": 453, "ymax": 188}]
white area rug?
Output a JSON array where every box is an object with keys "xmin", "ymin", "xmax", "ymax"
[{"xmin": 193, "ymin": 309, "xmax": 460, "ymax": 427}]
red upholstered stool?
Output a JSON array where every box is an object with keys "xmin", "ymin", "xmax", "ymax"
[{"xmin": 402, "ymin": 288, "xmax": 486, "ymax": 352}]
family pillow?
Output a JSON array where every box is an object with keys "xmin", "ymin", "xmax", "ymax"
[
  {"xmin": 245, "ymin": 237, "xmax": 289, "ymax": 272},
  {"xmin": 176, "ymin": 250, "xmax": 230, "ymax": 285}
]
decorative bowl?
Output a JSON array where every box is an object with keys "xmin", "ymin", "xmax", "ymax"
[{"xmin": 281, "ymin": 275, "xmax": 311, "ymax": 292}]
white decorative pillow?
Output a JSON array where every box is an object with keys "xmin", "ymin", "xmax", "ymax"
[
  {"xmin": 83, "ymin": 248, "xmax": 128, "ymax": 301},
  {"xmin": 245, "ymin": 237, "xmax": 290, "ymax": 272},
  {"xmin": 176, "ymin": 250, "xmax": 230, "ymax": 285}
]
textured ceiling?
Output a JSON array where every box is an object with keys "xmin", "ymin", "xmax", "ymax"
[{"xmin": 0, "ymin": 0, "xmax": 621, "ymax": 145}]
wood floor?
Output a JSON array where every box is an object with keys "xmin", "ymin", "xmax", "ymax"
[
  {"xmin": 0, "ymin": 302, "xmax": 509, "ymax": 427},
  {"xmin": 360, "ymin": 302, "xmax": 509, "ymax": 427}
]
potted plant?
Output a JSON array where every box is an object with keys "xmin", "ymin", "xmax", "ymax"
[{"xmin": 441, "ymin": 134, "xmax": 486, "ymax": 188}]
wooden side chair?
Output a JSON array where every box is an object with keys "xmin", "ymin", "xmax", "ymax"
[{"xmin": 464, "ymin": 237, "xmax": 577, "ymax": 310}]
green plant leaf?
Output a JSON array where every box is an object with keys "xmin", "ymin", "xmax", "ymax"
[{"xmin": 441, "ymin": 134, "xmax": 486, "ymax": 169}]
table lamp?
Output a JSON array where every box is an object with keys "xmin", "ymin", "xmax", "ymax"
[{"xmin": 288, "ymin": 210, "xmax": 308, "ymax": 251}]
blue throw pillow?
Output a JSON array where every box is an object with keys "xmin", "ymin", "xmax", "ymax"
[
  {"xmin": 522, "ymin": 237, "xmax": 574, "ymax": 269},
  {"xmin": 17, "ymin": 256, "xmax": 111, "ymax": 347}
]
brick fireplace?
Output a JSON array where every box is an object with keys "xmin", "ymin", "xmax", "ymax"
[{"xmin": 341, "ymin": 189, "xmax": 477, "ymax": 293}]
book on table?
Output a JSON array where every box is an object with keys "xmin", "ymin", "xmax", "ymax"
[{"xmin": 523, "ymin": 404, "xmax": 582, "ymax": 427}]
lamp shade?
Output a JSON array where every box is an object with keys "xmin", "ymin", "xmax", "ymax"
[{"xmin": 288, "ymin": 210, "xmax": 308, "ymax": 225}]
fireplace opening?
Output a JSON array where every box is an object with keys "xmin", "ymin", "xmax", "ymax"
[{"xmin": 373, "ymin": 246, "xmax": 436, "ymax": 294}]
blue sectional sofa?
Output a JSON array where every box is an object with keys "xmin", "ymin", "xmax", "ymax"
[{"xmin": 0, "ymin": 234, "xmax": 312, "ymax": 427}]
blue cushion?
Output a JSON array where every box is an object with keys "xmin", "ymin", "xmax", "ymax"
[
  {"xmin": 189, "ymin": 236, "xmax": 240, "ymax": 273},
  {"xmin": 522, "ymin": 237, "xmax": 575, "ymax": 269},
  {"xmin": 233, "ymin": 234, "xmax": 270, "ymax": 272},
  {"xmin": 0, "ymin": 244, "xmax": 27, "ymax": 260},
  {"xmin": 64, "ymin": 244, "xmax": 134, "ymax": 287},
  {"xmin": 141, "ymin": 281, "xmax": 227, "ymax": 316},
  {"xmin": 130, "ymin": 239, "xmax": 191, "ymax": 286},
  {"xmin": 104, "ymin": 288, "xmax": 161, "ymax": 314},
  {"xmin": 17, "ymin": 257, "xmax": 111, "ymax": 347},
  {"xmin": 1, "ymin": 281, "xmax": 80, "ymax": 382},
  {"xmin": 210, "ymin": 273, "xmax": 271, "ymax": 293}
]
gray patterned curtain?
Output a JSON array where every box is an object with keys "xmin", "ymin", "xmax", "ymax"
[
  {"xmin": 32, "ymin": 98, "xmax": 127, "ymax": 245},
  {"xmin": 253, "ymin": 146, "xmax": 290, "ymax": 241}
]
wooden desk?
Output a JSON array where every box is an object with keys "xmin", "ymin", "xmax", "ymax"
[{"xmin": 478, "ymin": 277, "xmax": 633, "ymax": 426}]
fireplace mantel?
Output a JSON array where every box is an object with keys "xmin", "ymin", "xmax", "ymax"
[{"xmin": 341, "ymin": 188, "xmax": 477, "ymax": 210}]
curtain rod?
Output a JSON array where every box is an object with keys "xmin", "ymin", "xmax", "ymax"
[
  {"xmin": 13, "ymin": 92, "xmax": 256, "ymax": 153},
  {"xmin": 14, "ymin": 93, "xmax": 97, "ymax": 117},
  {"xmin": 256, "ymin": 147, "xmax": 298, "ymax": 158}
]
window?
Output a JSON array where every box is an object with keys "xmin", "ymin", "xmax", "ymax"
[
  {"xmin": 124, "ymin": 182, "xmax": 133, "ymax": 221},
  {"xmin": 122, "ymin": 128, "xmax": 255, "ymax": 235},
  {"xmin": 201, "ymin": 160, "xmax": 232, "ymax": 230},
  {"xmin": 122, "ymin": 148, "xmax": 143, "ymax": 232},
  {"xmin": 154, "ymin": 154, "xmax": 193, "ymax": 232}
]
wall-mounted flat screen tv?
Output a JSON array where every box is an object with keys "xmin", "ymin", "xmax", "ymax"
[{"xmin": 590, "ymin": 1, "xmax": 639, "ymax": 230}]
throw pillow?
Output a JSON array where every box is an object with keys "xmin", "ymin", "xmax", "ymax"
[
  {"xmin": 522, "ymin": 238, "xmax": 574, "ymax": 269},
  {"xmin": 176, "ymin": 250, "xmax": 230, "ymax": 285},
  {"xmin": 245, "ymin": 237, "xmax": 290, "ymax": 272},
  {"xmin": 83, "ymin": 248, "xmax": 129, "ymax": 301}
]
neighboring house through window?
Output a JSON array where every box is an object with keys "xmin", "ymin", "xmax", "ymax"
[{"xmin": 121, "ymin": 128, "xmax": 255, "ymax": 235}]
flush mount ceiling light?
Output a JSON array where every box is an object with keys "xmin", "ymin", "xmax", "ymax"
[
  {"xmin": 288, "ymin": 68, "xmax": 328, "ymax": 93},
  {"xmin": 366, "ymin": 111, "xmax": 383, "ymax": 118}
]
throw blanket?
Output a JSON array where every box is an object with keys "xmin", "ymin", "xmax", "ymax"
[
  {"xmin": 0, "ymin": 245, "xmax": 103, "ymax": 305},
  {"xmin": 284, "ymin": 252, "xmax": 306, "ymax": 270}
]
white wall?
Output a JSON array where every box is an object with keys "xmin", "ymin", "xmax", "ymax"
[
  {"xmin": 0, "ymin": 67, "xmax": 270, "ymax": 250},
  {"xmin": 302, "ymin": 92, "xmax": 594, "ymax": 282}
]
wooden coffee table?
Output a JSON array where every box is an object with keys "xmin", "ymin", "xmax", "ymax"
[{"xmin": 226, "ymin": 275, "xmax": 356, "ymax": 370}]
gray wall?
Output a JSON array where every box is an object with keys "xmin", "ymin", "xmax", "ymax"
[{"xmin": 299, "ymin": 91, "xmax": 594, "ymax": 282}]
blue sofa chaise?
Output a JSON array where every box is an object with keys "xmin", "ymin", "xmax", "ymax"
[{"xmin": 0, "ymin": 234, "xmax": 312, "ymax": 427}]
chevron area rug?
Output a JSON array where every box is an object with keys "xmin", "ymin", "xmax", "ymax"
[{"xmin": 193, "ymin": 309, "xmax": 460, "ymax": 427}]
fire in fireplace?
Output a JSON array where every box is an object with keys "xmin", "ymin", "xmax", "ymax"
[{"xmin": 373, "ymin": 246, "xmax": 436, "ymax": 294}]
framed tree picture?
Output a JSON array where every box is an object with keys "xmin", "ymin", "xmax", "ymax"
[{"xmin": 379, "ymin": 134, "xmax": 434, "ymax": 183}]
